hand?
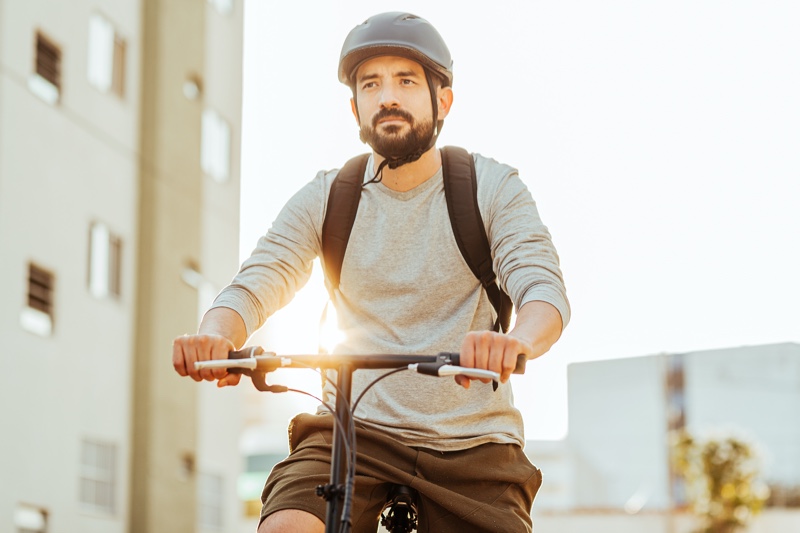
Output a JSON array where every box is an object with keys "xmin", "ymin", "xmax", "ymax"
[
  {"xmin": 456, "ymin": 331, "xmax": 532, "ymax": 389},
  {"xmin": 172, "ymin": 334, "xmax": 242, "ymax": 387}
]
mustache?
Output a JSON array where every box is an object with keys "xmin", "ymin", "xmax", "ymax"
[{"xmin": 371, "ymin": 108, "xmax": 414, "ymax": 128}]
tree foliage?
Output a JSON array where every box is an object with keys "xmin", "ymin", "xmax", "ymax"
[{"xmin": 671, "ymin": 429, "xmax": 770, "ymax": 533}]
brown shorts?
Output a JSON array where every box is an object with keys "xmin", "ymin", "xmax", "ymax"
[{"xmin": 260, "ymin": 413, "xmax": 542, "ymax": 533}]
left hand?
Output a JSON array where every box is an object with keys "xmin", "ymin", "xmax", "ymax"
[{"xmin": 456, "ymin": 330, "xmax": 533, "ymax": 389}]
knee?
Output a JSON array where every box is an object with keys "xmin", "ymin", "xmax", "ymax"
[{"xmin": 259, "ymin": 509, "xmax": 325, "ymax": 533}]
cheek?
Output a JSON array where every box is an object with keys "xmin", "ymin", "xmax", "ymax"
[{"xmin": 356, "ymin": 97, "xmax": 377, "ymax": 120}]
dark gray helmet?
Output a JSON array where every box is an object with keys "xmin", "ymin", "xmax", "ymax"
[{"xmin": 338, "ymin": 12, "xmax": 453, "ymax": 88}]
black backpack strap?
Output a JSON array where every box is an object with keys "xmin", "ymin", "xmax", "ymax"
[
  {"xmin": 321, "ymin": 153, "xmax": 370, "ymax": 291},
  {"xmin": 441, "ymin": 146, "xmax": 514, "ymax": 333}
]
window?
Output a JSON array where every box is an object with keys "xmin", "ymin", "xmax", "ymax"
[
  {"xmin": 88, "ymin": 222, "xmax": 122, "ymax": 299},
  {"xmin": 201, "ymin": 109, "xmax": 231, "ymax": 183},
  {"xmin": 14, "ymin": 504, "xmax": 47, "ymax": 533},
  {"xmin": 88, "ymin": 13, "xmax": 126, "ymax": 97},
  {"xmin": 79, "ymin": 440, "xmax": 116, "ymax": 514},
  {"xmin": 20, "ymin": 263, "xmax": 54, "ymax": 337},
  {"xmin": 208, "ymin": 0, "xmax": 233, "ymax": 15},
  {"xmin": 29, "ymin": 31, "xmax": 61, "ymax": 104},
  {"xmin": 197, "ymin": 472, "xmax": 224, "ymax": 530}
]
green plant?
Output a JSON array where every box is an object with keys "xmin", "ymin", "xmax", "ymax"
[{"xmin": 671, "ymin": 429, "xmax": 770, "ymax": 533}]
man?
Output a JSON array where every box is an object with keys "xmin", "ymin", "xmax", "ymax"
[{"xmin": 173, "ymin": 12, "xmax": 569, "ymax": 533}]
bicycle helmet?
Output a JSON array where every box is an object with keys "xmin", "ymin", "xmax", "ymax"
[
  {"xmin": 338, "ymin": 12, "xmax": 453, "ymax": 88},
  {"xmin": 339, "ymin": 12, "xmax": 454, "ymax": 172}
]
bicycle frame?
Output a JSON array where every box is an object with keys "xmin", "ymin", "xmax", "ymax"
[{"xmin": 196, "ymin": 349, "xmax": 526, "ymax": 533}]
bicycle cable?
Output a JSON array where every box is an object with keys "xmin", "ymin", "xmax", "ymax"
[{"xmin": 351, "ymin": 367, "xmax": 408, "ymax": 415}]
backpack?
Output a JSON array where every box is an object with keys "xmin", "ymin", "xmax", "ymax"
[{"xmin": 321, "ymin": 146, "xmax": 513, "ymax": 333}]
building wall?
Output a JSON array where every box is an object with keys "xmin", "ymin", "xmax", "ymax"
[
  {"xmin": 564, "ymin": 342, "xmax": 800, "ymax": 514},
  {"xmin": 196, "ymin": 0, "xmax": 246, "ymax": 524},
  {"xmin": 131, "ymin": 0, "xmax": 244, "ymax": 531},
  {"xmin": 684, "ymin": 343, "xmax": 800, "ymax": 485},
  {"xmin": 525, "ymin": 439, "xmax": 574, "ymax": 511},
  {"xmin": 0, "ymin": 1, "xmax": 142, "ymax": 532},
  {"xmin": 0, "ymin": 1, "xmax": 245, "ymax": 532},
  {"xmin": 567, "ymin": 354, "xmax": 673, "ymax": 510}
]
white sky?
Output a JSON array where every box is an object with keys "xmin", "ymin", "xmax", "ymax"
[{"xmin": 239, "ymin": 0, "xmax": 800, "ymax": 439}]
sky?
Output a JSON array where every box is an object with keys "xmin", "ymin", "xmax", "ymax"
[{"xmin": 238, "ymin": 0, "xmax": 800, "ymax": 439}]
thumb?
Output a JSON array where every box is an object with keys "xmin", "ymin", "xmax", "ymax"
[{"xmin": 218, "ymin": 373, "xmax": 242, "ymax": 388}]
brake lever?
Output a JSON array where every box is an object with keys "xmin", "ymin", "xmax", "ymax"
[{"xmin": 194, "ymin": 347, "xmax": 287, "ymax": 392}]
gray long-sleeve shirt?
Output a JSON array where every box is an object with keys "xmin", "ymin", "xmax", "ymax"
[{"xmin": 213, "ymin": 152, "xmax": 570, "ymax": 451}]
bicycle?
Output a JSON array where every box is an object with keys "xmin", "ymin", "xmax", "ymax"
[{"xmin": 196, "ymin": 348, "xmax": 527, "ymax": 533}]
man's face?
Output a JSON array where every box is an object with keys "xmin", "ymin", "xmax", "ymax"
[{"xmin": 353, "ymin": 56, "xmax": 436, "ymax": 158}]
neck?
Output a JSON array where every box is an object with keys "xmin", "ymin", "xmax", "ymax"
[{"xmin": 372, "ymin": 146, "xmax": 441, "ymax": 192}]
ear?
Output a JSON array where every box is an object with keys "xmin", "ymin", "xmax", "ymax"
[
  {"xmin": 350, "ymin": 97, "xmax": 361, "ymax": 126},
  {"xmin": 437, "ymin": 86, "xmax": 454, "ymax": 120}
]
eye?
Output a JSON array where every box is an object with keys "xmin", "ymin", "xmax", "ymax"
[
  {"xmin": 362, "ymin": 81, "xmax": 377, "ymax": 90},
  {"xmin": 401, "ymin": 79, "xmax": 415, "ymax": 86}
]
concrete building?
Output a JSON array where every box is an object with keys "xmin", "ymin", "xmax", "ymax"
[
  {"xmin": 0, "ymin": 1, "xmax": 245, "ymax": 532},
  {"xmin": 566, "ymin": 342, "xmax": 800, "ymax": 511},
  {"xmin": 530, "ymin": 342, "xmax": 800, "ymax": 531}
]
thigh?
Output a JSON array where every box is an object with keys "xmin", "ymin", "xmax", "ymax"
[
  {"xmin": 259, "ymin": 426, "xmax": 331, "ymax": 527},
  {"xmin": 260, "ymin": 414, "xmax": 418, "ymax": 533},
  {"xmin": 412, "ymin": 443, "xmax": 541, "ymax": 533}
]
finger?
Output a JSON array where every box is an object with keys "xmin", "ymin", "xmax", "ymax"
[
  {"xmin": 460, "ymin": 333, "xmax": 477, "ymax": 369},
  {"xmin": 172, "ymin": 337, "xmax": 188, "ymax": 376},
  {"xmin": 184, "ymin": 338, "xmax": 202, "ymax": 382},
  {"xmin": 474, "ymin": 331, "xmax": 491, "ymax": 372},
  {"xmin": 191, "ymin": 337, "xmax": 216, "ymax": 382},
  {"xmin": 475, "ymin": 334, "xmax": 505, "ymax": 385},
  {"xmin": 500, "ymin": 339, "xmax": 525, "ymax": 383},
  {"xmin": 454, "ymin": 375, "xmax": 471, "ymax": 390},
  {"xmin": 218, "ymin": 372, "xmax": 242, "ymax": 387},
  {"xmin": 210, "ymin": 338, "xmax": 233, "ymax": 381},
  {"xmin": 487, "ymin": 334, "xmax": 506, "ymax": 375},
  {"xmin": 506, "ymin": 337, "xmax": 534, "ymax": 382},
  {"xmin": 500, "ymin": 346, "xmax": 517, "ymax": 383}
]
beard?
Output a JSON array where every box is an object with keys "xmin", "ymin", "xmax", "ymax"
[{"xmin": 359, "ymin": 108, "xmax": 434, "ymax": 160}]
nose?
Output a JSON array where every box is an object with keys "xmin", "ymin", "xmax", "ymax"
[{"xmin": 378, "ymin": 84, "xmax": 400, "ymax": 109}]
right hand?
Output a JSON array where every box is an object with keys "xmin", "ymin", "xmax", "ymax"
[{"xmin": 172, "ymin": 334, "xmax": 242, "ymax": 387}]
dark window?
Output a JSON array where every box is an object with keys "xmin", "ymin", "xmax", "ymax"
[
  {"xmin": 28, "ymin": 263, "xmax": 54, "ymax": 318},
  {"xmin": 35, "ymin": 31, "xmax": 61, "ymax": 90}
]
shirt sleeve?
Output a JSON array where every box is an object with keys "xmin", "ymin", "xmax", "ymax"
[
  {"xmin": 210, "ymin": 170, "xmax": 330, "ymax": 337},
  {"xmin": 476, "ymin": 155, "xmax": 571, "ymax": 330}
]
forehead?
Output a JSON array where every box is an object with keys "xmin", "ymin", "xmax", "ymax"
[{"xmin": 354, "ymin": 55, "xmax": 425, "ymax": 80}]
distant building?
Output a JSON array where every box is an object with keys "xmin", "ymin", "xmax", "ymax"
[
  {"xmin": 0, "ymin": 1, "xmax": 245, "ymax": 532},
  {"xmin": 525, "ymin": 439, "xmax": 575, "ymax": 511},
  {"xmin": 529, "ymin": 342, "xmax": 800, "ymax": 516}
]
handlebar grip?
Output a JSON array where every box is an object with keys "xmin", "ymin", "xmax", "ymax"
[
  {"xmin": 229, "ymin": 346, "xmax": 264, "ymax": 360},
  {"xmin": 440, "ymin": 352, "xmax": 527, "ymax": 374}
]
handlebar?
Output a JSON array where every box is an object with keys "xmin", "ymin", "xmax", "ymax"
[{"xmin": 194, "ymin": 348, "xmax": 526, "ymax": 391}]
